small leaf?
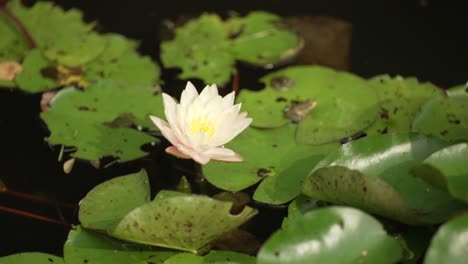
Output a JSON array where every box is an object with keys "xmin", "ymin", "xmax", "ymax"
[
  {"xmin": 424, "ymin": 212, "xmax": 468, "ymax": 264},
  {"xmin": 257, "ymin": 206, "xmax": 402, "ymax": 264},
  {"xmin": 108, "ymin": 190, "xmax": 258, "ymax": 253},
  {"xmin": 302, "ymin": 133, "xmax": 466, "ymax": 224},
  {"xmin": 0, "ymin": 253, "xmax": 63, "ymax": 264},
  {"xmin": 79, "ymin": 170, "xmax": 150, "ymax": 230},
  {"xmin": 64, "ymin": 226, "xmax": 175, "ymax": 264},
  {"xmin": 412, "ymin": 143, "xmax": 468, "ymax": 203}
]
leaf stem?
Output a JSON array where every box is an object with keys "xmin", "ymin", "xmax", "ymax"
[
  {"xmin": 3, "ymin": 189, "xmax": 77, "ymax": 209},
  {"xmin": 0, "ymin": 205, "xmax": 72, "ymax": 228},
  {"xmin": 0, "ymin": 4, "xmax": 37, "ymax": 48}
]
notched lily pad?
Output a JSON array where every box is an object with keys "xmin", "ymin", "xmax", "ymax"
[
  {"xmin": 79, "ymin": 170, "xmax": 151, "ymax": 230},
  {"xmin": 238, "ymin": 66, "xmax": 380, "ymax": 145},
  {"xmin": 302, "ymin": 133, "xmax": 466, "ymax": 225},
  {"xmin": 257, "ymin": 206, "xmax": 402, "ymax": 264},
  {"xmin": 108, "ymin": 191, "xmax": 258, "ymax": 253},
  {"xmin": 40, "ymin": 81, "xmax": 164, "ymax": 162}
]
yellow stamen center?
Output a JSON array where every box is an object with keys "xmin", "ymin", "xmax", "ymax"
[{"xmin": 189, "ymin": 116, "xmax": 215, "ymax": 139}]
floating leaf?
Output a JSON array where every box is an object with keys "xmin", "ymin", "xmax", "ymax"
[
  {"xmin": 203, "ymin": 125, "xmax": 337, "ymax": 204},
  {"xmin": 257, "ymin": 206, "xmax": 402, "ymax": 264},
  {"xmin": 0, "ymin": 253, "xmax": 63, "ymax": 264},
  {"xmin": 83, "ymin": 34, "xmax": 159, "ymax": 87},
  {"xmin": 238, "ymin": 66, "xmax": 379, "ymax": 144},
  {"xmin": 40, "ymin": 81, "xmax": 163, "ymax": 162},
  {"xmin": 365, "ymin": 75, "xmax": 444, "ymax": 135},
  {"xmin": 424, "ymin": 212, "xmax": 468, "ymax": 264},
  {"xmin": 14, "ymin": 49, "xmax": 57, "ymax": 92},
  {"xmin": 227, "ymin": 11, "xmax": 301, "ymax": 67},
  {"xmin": 79, "ymin": 170, "xmax": 150, "ymax": 230},
  {"xmin": 161, "ymin": 14, "xmax": 233, "ymax": 85},
  {"xmin": 282, "ymin": 194, "xmax": 322, "ymax": 228},
  {"xmin": 412, "ymin": 143, "xmax": 468, "ymax": 203},
  {"xmin": 7, "ymin": 0, "xmax": 106, "ymax": 66},
  {"xmin": 64, "ymin": 226, "xmax": 175, "ymax": 264},
  {"xmin": 109, "ymin": 190, "xmax": 258, "ymax": 253},
  {"xmin": 163, "ymin": 251, "xmax": 255, "ymax": 264},
  {"xmin": 0, "ymin": 12, "xmax": 29, "ymax": 62},
  {"xmin": 302, "ymin": 133, "xmax": 466, "ymax": 224},
  {"xmin": 412, "ymin": 84, "xmax": 468, "ymax": 141}
]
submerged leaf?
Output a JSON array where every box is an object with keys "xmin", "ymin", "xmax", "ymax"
[
  {"xmin": 302, "ymin": 133, "xmax": 466, "ymax": 224},
  {"xmin": 109, "ymin": 191, "xmax": 258, "ymax": 253},
  {"xmin": 257, "ymin": 206, "xmax": 402, "ymax": 264},
  {"xmin": 40, "ymin": 81, "xmax": 163, "ymax": 162}
]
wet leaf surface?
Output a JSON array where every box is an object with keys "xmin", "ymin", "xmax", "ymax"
[
  {"xmin": 79, "ymin": 170, "xmax": 151, "ymax": 230},
  {"xmin": 302, "ymin": 133, "xmax": 466, "ymax": 224},
  {"xmin": 425, "ymin": 212, "xmax": 468, "ymax": 264},
  {"xmin": 257, "ymin": 206, "xmax": 402, "ymax": 264},
  {"xmin": 109, "ymin": 191, "xmax": 258, "ymax": 253},
  {"xmin": 412, "ymin": 143, "xmax": 468, "ymax": 203},
  {"xmin": 40, "ymin": 81, "xmax": 163, "ymax": 161}
]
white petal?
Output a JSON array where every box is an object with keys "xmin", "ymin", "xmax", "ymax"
[
  {"xmin": 149, "ymin": 116, "xmax": 182, "ymax": 146},
  {"xmin": 180, "ymin": 81, "xmax": 198, "ymax": 107},
  {"xmin": 165, "ymin": 146, "xmax": 191, "ymax": 159},
  {"xmin": 199, "ymin": 84, "xmax": 219, "ymax": 102},
  {"xmin": 222, "ymin": 91, "xmax": 235, "ymax": 108},
  {"xmin": 162, "ymin": 93, "xmax": 179, "ymax": 127},
  {"xmin": 204, "ymin": 147, "xmax": 243, "ymax": 162},
  {"xmin": 177, "ymin": 144, "xmax": 211, "ymax": 165}
]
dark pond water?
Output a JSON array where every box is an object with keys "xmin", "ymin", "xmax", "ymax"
[{"xmin": 1, "ymin": 0, "xmax": 467, "ymax": 257}]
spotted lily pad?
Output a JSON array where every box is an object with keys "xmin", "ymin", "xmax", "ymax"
[
  {"xmin": 257, "ymin": 206, "xmax": 402, "ymax": 264},
  {"xmin": 0, "ymin": 253, "xmax": 63, "ymax": 264},
  {"xmin": 160, "ymin": 12, "xmax": 300, "ymax": 85},
  {"xmin": 238, "ymin": 66, "xmax": 379, "ymax": 145},
  {"xmin": 412, "ymin": 84, "xmax": 468, "ymax": 141},
  {"xmin": 412, "ymin": 143, "xmax": 468, "ymax": 203},
  {"xmin": 64, "ymin": 226, "xmax": 176, "ymax": 264},
  {"xmin": 302, "ymin": 133, "xmax": 466, "ymax": 224},
  {"xmin": 365, "ymin": 75, "xmax": 444, "ymax": 135},
  {"xmin": 203, "ymin": 125, "xmax": 337, "ymax": 204},
  {"xmin": 108, "ymin": 190, "xmax": 258, "ymax": 253},
  {"xmin": 14, "ymin": 49, "xmax": 57, "ymax": 92},
  {"xmin": 79, "ymin": 170, "xmax": 151, "ymax": 230},
  {"xmin": 40, "ymin": 81, "xmax": 164, "ymax": 162}
]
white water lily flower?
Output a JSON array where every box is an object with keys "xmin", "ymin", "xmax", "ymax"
[{"xmin": 150, "ymin": 82, "xmax": 252, "ymax": 165}]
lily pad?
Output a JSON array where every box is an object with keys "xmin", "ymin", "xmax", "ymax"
[
  {"xmin": 163, "ymin": 251, "xmax": 255, "ymax": 264},
  {"xmin": 227, "ymin": 11, "xmax": 301, "ymax": 67},
  {"xmin": 203, "ymin": 125, "xmax": 337, "ymax": 204},
  {"xmin": 40, "ymin": 81, "xmax": 164, "ymax": 162},
  {"xmin": 161, "ymin": 14, "xmax": 233, "ymax": 85},
  {"xmin": 365, "ymin": 75, "xmax": 444, "ymax": 135},
  {"xmin": 412, "ymin": 143, "xmax": 468, "ymax": 203},
  {"xmin": 83, "ymin": 34, "xmax": 159, "ymax": 87},
  {"xmin": 412, "ymin": 84, "xmax": 468, "ymax": 141},
  {"xmin": 0, "ymin": 253, "xmax": 63, "ymax": 264},
  {"xmin": 79, "ymin": 170, "xmax": 151, "ymax": 230},
  {"xmin": 64, "ymin": 226, "xmax": 176, "ymax": 264},
  {"xmin": 282, "ymin": 194, "xmax": 322, "ymax": 228},
  {"xmin": 14, "ymin": 49, "xmax": 57, "ymax": 92},
  {"xmin": 0, "ymin": 12, "xmax": 30, "ymax": 61},
  {"xmin": 7, "ymin": 0, "xmax": 106, "ymax": 66},
  {"xmin": 424, "ymin": 212, "xmax": 468, "ymax": 264},
  {"xmin": 302, "ymin": 133, "xmax": 466, "ymax": 225},
  {"xmin": 238, "ymin": 66, "xmax": 380, "ymax": 145},
  {"xmin": 257, "ymin": 206, "xmax": 402, "ymax": 264},
  {"xmin": 108, "ymin": 190, "xmax": 258, "ymax": 253}
]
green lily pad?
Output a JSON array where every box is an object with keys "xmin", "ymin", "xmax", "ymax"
[
  {"xmin": 257, "ymin": 206, "xmax": 402, "ymax": 264},
  {"xmin": 302, "ymin": 133, "xmax": 466, "ymax": 225},
  {"xmin": 412, "ymin": 84, "xmax": 468, "ymax": 141},
  {"xmin": 412, "ymin": 143, "xmax": 468, "ymax": 203},
  {"xmin": 161, "ymin": 14, "xmax": 233, "ymax": 85},
  {"xmin": 282, "ymin": 194, "xmax": 322, "ymax": 228},
  {"xmin": 14, "ymin": 49, "xmax": 57, "ymax": 92},
  {"xmin": 64, "ymin": 226, "xmax": 176, "ymax": 264},
  {"xmin": 424, "ymin": 212, "xmax": 468, "ymax": 264},
  {"xmin": 83, "ymin": 34, "xmax": 159, "ymax": 87},
  {"xmin": 365, "ymin": 75, "xmax": 444, "ymax": 135},
  {"xmin": 79, "ymin": 170, "xmax": 151, "ymax": 230},
  {"xmin": 40, "ymin": 81, "xmax": 164, "ymax": 162},
  {"xmin": 238, "ymin": 66, "xmax": 379, "ymax": 145},
  {"xmin": 203, "ymin": 125, "xmax": 337, "ymax": 204},
  {"xmin": 108, "ymin": 190, "xmax": 258, "ymax": 253},
  {"xmin": 7, "ymin": 0, "xmax": 106, "ymax": 66},
  {"xmin": 0, "ymin": 12, "xmax": 30, "ymax": 62},
  {"xmin": 0, "ymin": 253, "xmax": 63, "ymax": 264},
  {"xmin": 227, "ymin": 11, "xmax": 301, "ymax": 67},
  {"xmin": 163, "ymin": 251, "xmax": 255, "ymax": 264}
]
